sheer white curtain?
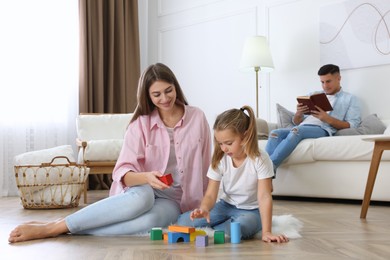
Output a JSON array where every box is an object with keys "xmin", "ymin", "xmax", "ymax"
[{"xmin": 0, "ymin": 1, "xmax": 79, "ymax": 196}]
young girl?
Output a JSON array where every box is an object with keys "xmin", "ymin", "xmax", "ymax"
[{"xmin": 177, "ymin": 106, "xmax": 289, "ymax": 243}]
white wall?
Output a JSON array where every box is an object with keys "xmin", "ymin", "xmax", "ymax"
[{"xmin": 140, "ymin": 0, "xmax": 390, "ymax": 128}]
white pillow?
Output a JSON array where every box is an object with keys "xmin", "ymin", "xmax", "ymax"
[
  {"xmin": 82, "ymin": 139, "xmax": 123, "ymax": 161},
  {"xmin": 77, "ymin": 113, "xmax": 133, "ymax": 140},
  {"xmin": 14, "ymin": 145, "xmax": 76, "ymax": 165}
]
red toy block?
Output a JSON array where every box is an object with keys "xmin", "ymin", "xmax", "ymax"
[{"xmin": 158, "ymin": 173, "xmax": 173, "ymax": 186}]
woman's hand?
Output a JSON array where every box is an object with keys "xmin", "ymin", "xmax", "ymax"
[
  {"xmin": 146, "ymin": 171, "xmax": 170, "ymax": 190},
  {"xmin": 190, "ymin": 208, "xmax": 210, "ymax": 222},
  {"xmin": 261, "ymin": 231, "xmax": 289, "ymax": 243}
]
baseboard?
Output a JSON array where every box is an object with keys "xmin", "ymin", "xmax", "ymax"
[{"xmin": 272, "ymin": 195, "xmax": 390, "ymax": 206}]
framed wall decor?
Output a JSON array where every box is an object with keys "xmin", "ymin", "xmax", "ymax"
[{"xmin": 320, "ymin": 0, "xmax": 390, "ymax": 70}]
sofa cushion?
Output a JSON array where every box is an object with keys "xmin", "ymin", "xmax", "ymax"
[
  {"xmin": 313, "ymin": 136, "xmax": 373, "ymax": 161},
  {"xmin": 276, "ymin": 103, "xmax": 295, "ymax": 129},
  {"xmin": 78, "ymin": 139, "xmax": 124, "ymax": 162},
  {"xmin": 260, "ymin": 133, "xmax": 390, "ymax": 166},
  {"xmin": 256, "ymin": 118, "xmax": 269, "ymax": 139},
  {"xmin": 77, "ymin": 113, "xmax": 133, "ymax": 140},
  {"xmin": 384, "ymin": 125, "xmax": 390, "ymax": 135},
  {"xmin": 335, "ymin": 114, "xmax": 386, "ymax": 136},
  {"xmin": 259, "ymin": 139, "xmax": 315, "ymax": 165}
]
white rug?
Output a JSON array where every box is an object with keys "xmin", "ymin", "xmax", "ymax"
[
  {"xmin": 198, "ymin": 214, "xmax": 303, "ymax": 239},
  {"xmin": 260, "ymin": 214, "xmax": 303, "ymax": 239}
]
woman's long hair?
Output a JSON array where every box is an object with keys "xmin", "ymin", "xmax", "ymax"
[{"xmin": 131, "ymin": 63, "xmax": 188, "ymax": 123}]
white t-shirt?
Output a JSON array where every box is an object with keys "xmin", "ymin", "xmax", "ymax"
[{"xmin": 207, "ymin": 150, "xmax": 274, "ymax": 210}]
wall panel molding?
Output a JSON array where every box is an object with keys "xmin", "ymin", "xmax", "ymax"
[
  {"xmin": 157, "ymin": 0, "xmax": 224, "ymax": 17},
  {"xmin": 157, "ymin": 7, "xmax": 259, "ymax": 61}
]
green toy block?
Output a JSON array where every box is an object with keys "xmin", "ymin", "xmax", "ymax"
[
  {"xmin": 214, "ymin": 230, "xmax": 225, "ymax": 244},
  {"xmin": 150, "ymin": 227, "xmax": 163, "ymax": 240}
]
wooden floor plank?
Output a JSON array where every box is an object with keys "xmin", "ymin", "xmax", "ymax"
[{"xmin": 2, "ymin": 191, "xmax": 390, "ymax": 260}]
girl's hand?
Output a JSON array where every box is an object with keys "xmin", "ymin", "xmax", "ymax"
[
  {"xmin": 261, "ymin": 231, "xmax": 289, "ymax": 243},
  {"xmin": 190, "ymin": 208, "xmax": 210, "ymax": 223},
  {"xmin": 146, "ymin": 171, "xmax": 170, "ymax": 190}
]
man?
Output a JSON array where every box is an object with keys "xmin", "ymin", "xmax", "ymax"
[{"xmin": 265, "ymin": 64, "xmax": 361, "ymax": 172}]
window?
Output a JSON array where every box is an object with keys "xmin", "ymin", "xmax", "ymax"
[{"xmin": 0, "ymin": 0, "xmax": 78, "ymax": 196}]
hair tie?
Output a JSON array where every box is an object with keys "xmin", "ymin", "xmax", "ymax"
[{"xmin": 240, "ymin": 107, "xmax": 249, "ymax": 118}]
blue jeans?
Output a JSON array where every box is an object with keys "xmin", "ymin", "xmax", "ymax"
[
  {"xmin": 65, "ymin": 184, "xmax": 181, "ymax": 235},
  {"xmin": 176, "ymin": 200, "xmax": 261, "ymax": 239},
  {"xmin": 265, "ymin": 125, "xmax": 329, "ymax": 170}
]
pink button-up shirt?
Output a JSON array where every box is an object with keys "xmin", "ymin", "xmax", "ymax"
[{"xmin": 109, "ymin": 105, "xmax": 211, "ymax": 213}]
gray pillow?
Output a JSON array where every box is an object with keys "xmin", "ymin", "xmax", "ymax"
[
  {"xmin": 335, "ymin": 114, "xmax": 386, "ymax": 136},
  {"xmin": 276, "ymin": 103, "xmax": 295, "ymax": 129}
]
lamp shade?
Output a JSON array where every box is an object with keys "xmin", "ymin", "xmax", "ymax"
[{"xmin": 240, "ymin": 36, "xmax": 274, "ymax": 72}]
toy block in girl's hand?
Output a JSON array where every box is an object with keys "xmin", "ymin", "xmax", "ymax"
[{"xmin": 158, "ymin": 173, "xmax": 173, "ymax": 186}]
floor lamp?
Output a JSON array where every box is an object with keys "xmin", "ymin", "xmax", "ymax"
[{"xmin": 240, "ymin": 36, "xmax": 274, "ymax": 117}]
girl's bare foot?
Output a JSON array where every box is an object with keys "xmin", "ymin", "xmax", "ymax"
[{"xmin": 8, "ymin": 219, "xmax": 69, "ymax": 243}]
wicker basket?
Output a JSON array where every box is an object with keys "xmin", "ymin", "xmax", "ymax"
[{"xmin": 14, "ymin": 156, "xmax": 89, "ymax": 209}]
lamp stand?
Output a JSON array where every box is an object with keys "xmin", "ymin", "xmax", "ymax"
[{"xmin": 254, "ymin": 66, "xmax": 260, "ymax": 117}]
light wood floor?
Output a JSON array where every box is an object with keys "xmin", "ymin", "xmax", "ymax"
[{"xmin": 2, "ymin": 191, "xmax": 390, "ymax": 260}]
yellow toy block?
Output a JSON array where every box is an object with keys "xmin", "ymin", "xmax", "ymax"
[{"xmin": 190, "ymin": 230, "xmax": 207, "ymax": 242}]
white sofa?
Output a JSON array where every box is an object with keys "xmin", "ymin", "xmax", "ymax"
[
  {"xmin": 258, "ymin": 117, "xmax": 390, "ymax": 202},
  {"xmin": 76, "ymin": 113, "xmax": 133, "ymax": 201}
]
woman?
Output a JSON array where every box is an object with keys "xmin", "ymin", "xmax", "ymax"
[{"xmin": 9, "ymin": 63, "xmax": 211, "ymax": 243}]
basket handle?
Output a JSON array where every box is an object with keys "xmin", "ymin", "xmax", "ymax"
[{"xmin": 41, "ymin": 156, "xmax": 74, "ymax": 167}]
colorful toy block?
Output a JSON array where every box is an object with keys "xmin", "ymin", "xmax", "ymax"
[
  {"xmin": 190, "ymin": 229, "xmax": 207, "ymax": 242},
  {"xmin": 158, "ymin": 173, "xmax": 173, "ymax": 186},
  {"xmin": 214, "ymin": 230, "xmax": 225, "ymax": 244},
  {"xmin": 163, "ymin": 233, "xmax": 168, "ymax": 241},
  {"xmin": 168, "ymin": 225, "xmax": 195, "ymax": 234},
  {"xmin": 150, "ymin": 227, "xmax": 163, "ymax": 240},
  {"xmin": 168, "ymin": 231, "xmax": 190, "ymax": 243},
  {"xmin": 195, "ymin": 235, "xmax": 208, "ymax": 247},
  {"xmin": 230, "ymin": 222, "xmax": 241, "ymax": 244}
]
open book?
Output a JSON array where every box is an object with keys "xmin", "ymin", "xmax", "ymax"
[{"xmin": 296, "ymin": 92, "xmax": 333, "ymax": 115}]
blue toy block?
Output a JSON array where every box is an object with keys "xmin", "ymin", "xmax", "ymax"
[
  {"xmin": 168, "ymin": 231, "xmax": 190, "ymax": 243},
  {"xmin": 195, "ymin": 235, "xmax": 208, "ymax": 247},
  {"xmin": 230, "ymin": 222, "xmax": 241, "ymax": 244}
]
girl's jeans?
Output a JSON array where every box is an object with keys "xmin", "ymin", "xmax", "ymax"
[
  {"xmin": 176, "ymin": 200, "xmax": 261, "ymax": 239},
  {"xmin": 265, "ymin": 125, "xmax": 329, "ymax": 170},
  {"xmin": 65, "ymin": 184, "xmax": 180, "ymax": 235}
]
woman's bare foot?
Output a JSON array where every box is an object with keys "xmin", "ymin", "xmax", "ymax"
[{"xmin": 8, "ymin": 219, "xmax": 69, "ymax": 243}]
